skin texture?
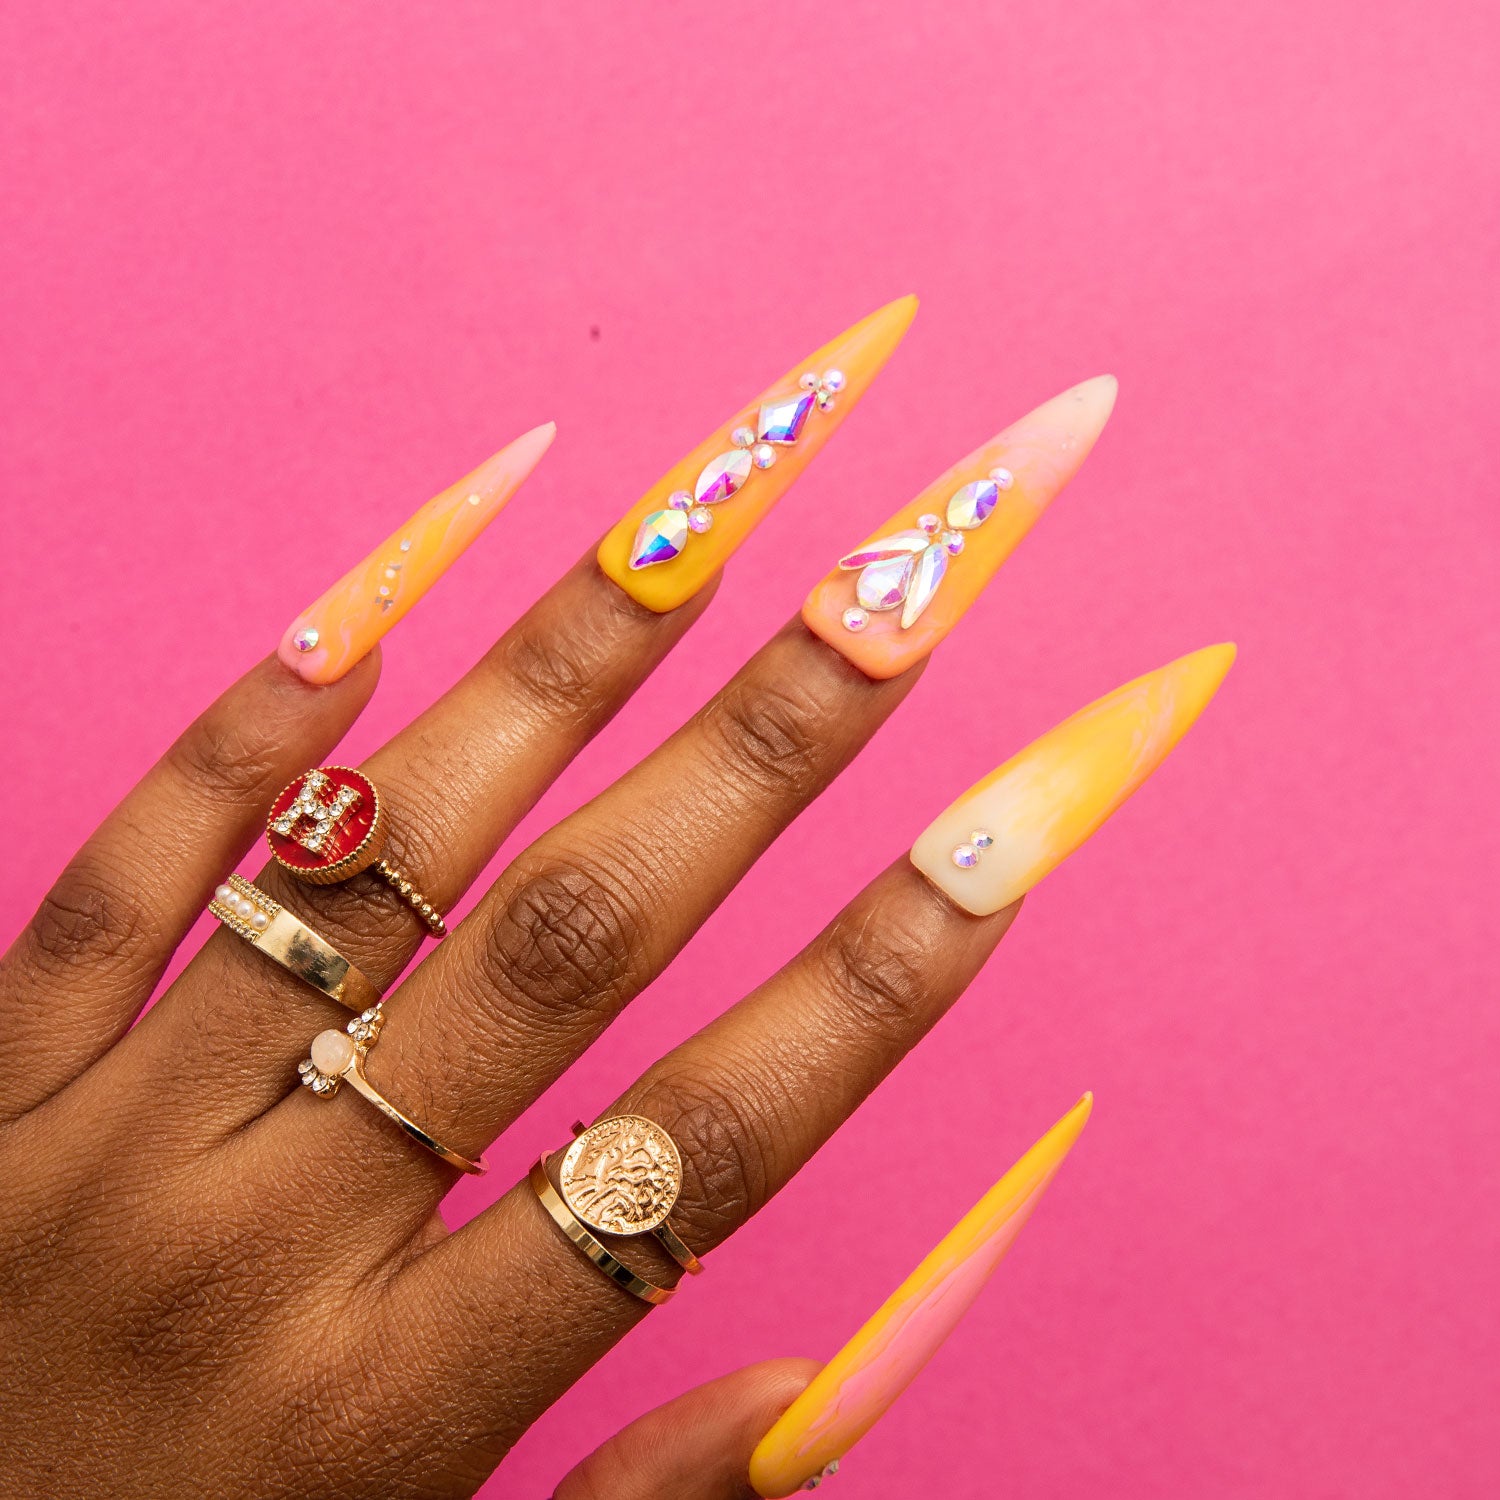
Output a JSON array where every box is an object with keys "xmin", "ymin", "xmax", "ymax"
[{"xmin": 0, "ymin": 349, "xmax": 1231, "ymax": 1495}]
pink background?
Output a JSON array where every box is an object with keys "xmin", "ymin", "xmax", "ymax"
[{"xmin": 3, "ymin": 4, "xmax": 1496, "ymax": 1495}]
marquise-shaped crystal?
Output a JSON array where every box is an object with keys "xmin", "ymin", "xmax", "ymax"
[
  {"xmin": 629, "ymin": 508, "xmax": 690, "ymax": 569},
  {"xmin": 946, "ymin": 479, "xmax": 999, "ymax": 531},
  {"xmin": 856, "ymin": 553, "xmax": 916, "ymax": 611},
  {"xmin": 695, "ymin": 449, "xmax": 753, "ymax": 505},
  {"xmin": 757, "ymin": 389, "xmax": 816, "ymax": 445},
  {"xmin": 837, "ymin": 529, "xmax": 932, "ymax": 571},
  {"xmin": 901, "ymin": 543, "xmax": 949, "ymax": 628}
]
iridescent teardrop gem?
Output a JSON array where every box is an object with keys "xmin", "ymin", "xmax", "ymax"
[
  {"xmin": 757, "ymin": 389, "xmax": 816, "ymax": 445},
  {"xmin": 694, "ymin": 449, "xmax": 753, "ymax": 505},
  {"xmin": 946, "ymin": 479, "xmax": 1000, "ymax": 531},
  {"xmin": 837, "ymin": 530, "xmax": 932, "ymax": 570},
  {"xmin": 901, "ymin": 543, "xmax": 948, "ymax": 628},
  {"xmin": 629, "ymin": 508, "xmax": 690, "ymax": 569},
  {"xmin": 856, "ymin": 553, "xmax": 916, "ymax": 611}
]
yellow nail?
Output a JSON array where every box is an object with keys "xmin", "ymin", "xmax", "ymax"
[
  {"xmin": 911, "ymin": 644, "xmax": 1237, "ymax": 915},
  {"xmin": 749, "ymin": 1096, "xmax": 1094, "ymax": 1497},
  {"xmin": 596, "ymin": 297, "xmax": 918, "ymax": 612},
  {"xmin": 278, "ymin": 424, "xmax": 556, "ymax": 684}
]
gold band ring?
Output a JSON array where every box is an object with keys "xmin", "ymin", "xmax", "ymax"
[
  {"xmin": 265, "ymin": 766, "xmax": 447, "ymax": 938},
  {"xmin": 530, "ymin": 1115, "xmax": 705, "ymax": 1303},
  {"xmin": 297, "ymin": 1009, "xmax": 486, "ymax": 1175},
  {"xmin": 209, "ymin": 874, "xmax": 380, "ymax": 1013}
]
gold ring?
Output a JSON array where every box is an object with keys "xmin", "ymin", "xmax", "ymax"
[
  {"xmin": 210, "ymin": 874, "xmax": 380, "ymax": 1013},
  {"xmin": 265, "ymin": 765, "xmax": 447, "ymax": 938},
  {"xmin": 297, "ymin": 1009, "xmax": 486, "ymax": 1175},
  {"xmin": 530, "ymin": 1114, "xmax": 705, "ymax": 1304}
]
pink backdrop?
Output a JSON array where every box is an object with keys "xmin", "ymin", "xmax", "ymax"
[{"xmin": 4, "ymin": 4, "xmax": 1496, "ymax": 1495}]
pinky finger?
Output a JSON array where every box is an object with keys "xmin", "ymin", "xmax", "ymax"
[{"xmin": 553, "ymin": 1360, "xmax": 821, "ymax": 1500}]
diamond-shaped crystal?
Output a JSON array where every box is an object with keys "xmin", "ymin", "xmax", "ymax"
[
  {"xmin": 901, "ymin": 543, "xmax": 949, "ymax": 628},
  {"xmin": 629, "ymin": 508, "xmax": 690, "ymax": 569},
  {"xmin": 757, "ymin": 389, "xmax": 816, "ymax": 445},
  {"xmin": 837, "ymin": 530, "xmax": 932, "ymax": 570},
  {"xmin": 946, "ymin": 479, "xmax": 1000, "ymax": 531},
  {"xmin": 694, "ymin": 449, "xmax": 753, "ymax": 505},
  {"xmin": 856, "ymin": 554, "xmax": 916, "ymax": 611}
]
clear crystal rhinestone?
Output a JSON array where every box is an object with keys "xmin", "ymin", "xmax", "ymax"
[
  {"xmin": 629, "ymin": 508, "xmax": 690, "ymax": 569},
  {"xmin": 687, "ymin": 506, "xmax": 713, "ymax": 534},
  {"xmin": 667, "ymin": 489, "xmax": 693, "ymax": 511},
  {"xmin": 856, "ymin": 553, "xmax": 916, "ymax": 611},
  {"xmin": 292, "ymin": 627, "xmax": 319, "ymax": 653},
  {"xmin": 990, "ymin": 466, "xmax": 1014, "ymax": 490},
  {"xmin": 951, "ymin": 843, "xmax": 980, "ymax": 869},
  {"xmin": 731, "ymin": 425, "xmax": 756, "ymax": 448},
  {"xmin": 757, "ymin": 389, "xmax": 816, "ymax": 446},
  {"xmin": 841, "ymin": 606, "xmax": 869, "ymax": 632},
  {"xmin": 799, "ymin": 371, "xmax": 819, "ymax": 389},
  {"xmin": 398, "ymin": 537, "xmax": 413, "ymax": 551},
  {"xmin": 816, "ymin": 392, "xmax": 836, "ymax": 411},
  {"xmin": 971, "ymin": 830, "xmax": 994, "ymax": 848},
  {"xmin": 822, "ymin": 369, "xmax": 846, "ymax": 393},
  {"xmin": 946, "ymin": 479, "xmax": 1000, "ymax": 530},
  {"xmin": 942, "ymin": 530, "xmax": 965, "ymax": 555},
  {"xmin": 751, "ymin": 442, "xmax": 776, "ymax": 469},
  {"xmin": 918, "ymin": 513, "xmax": 941, "ymax": 534},
  {"xmin": 837, "ymin": 530, "xmax": 931, "ymax": 570},
  {"xmin": 901, "ymin": 543, "xmax": 948, "ymax": 628},
  {"xmin": 694, "ymin": 449, "xmax": 753, "ymax": 505}
]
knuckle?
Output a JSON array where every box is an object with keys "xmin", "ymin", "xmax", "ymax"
[
  {"xmin": 700, "ymin": 675, "xmax": 832, "ymax": 801},
  {"xmin": 499, "ymin": 618, "xmax": 617, "ymax": 728},
  {"xmin": 167, "ymin": 700, "xmax": 287, "ymax": 810},
  {"xmin": 475, "ymin": 856, "xmax": 647, "ymax": 1022},
  {"xmin": 820, "ymin": 910, "xmax": 933, "ymax": 1042},
  {"xmin": 25, "ymin": 859, "xmax": 158, "ymax": 975}
]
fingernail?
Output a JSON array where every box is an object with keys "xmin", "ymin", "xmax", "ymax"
[
  {"xmin": 748, "ymin": 1096, "xmax": 1093, "ymax": 1498},
  {"xmin": 802, "ymin": 376, "xmax": 1117, "ymax": 678},
  {"xmin": 911, "ymin": 644, "xmax": 1236, "ymax": 915},
  {"xmin": 277, "ymin": 423, "xmax": 557, "ymax": 684},
  {"xmin": 597, "ymin": 296, "xmax": 918, "ymax": 613}
]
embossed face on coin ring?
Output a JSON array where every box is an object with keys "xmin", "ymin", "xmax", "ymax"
[{"xmin": 558, "ymin": 1117, "xmax": 684, "ymax": 1236}]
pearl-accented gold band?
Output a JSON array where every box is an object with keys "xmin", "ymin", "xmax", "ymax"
[{"xmin": 209, "ymin": 874, "xmax": 380, "ymax": 1013}]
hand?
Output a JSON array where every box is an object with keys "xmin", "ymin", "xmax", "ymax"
[{"xmin": 0, "ymin": 301, "xmax": 1227, "ymax": 1497}]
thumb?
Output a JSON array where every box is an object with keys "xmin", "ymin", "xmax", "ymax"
[{"xmin": 552, "ymin": 1359, "xmax": 828, "ymax": 1500}]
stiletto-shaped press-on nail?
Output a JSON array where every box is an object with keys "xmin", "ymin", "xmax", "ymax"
[
  {"xmin": 911, "ymin": 644, "xmax": 1236, "ymax": 915},
  {"xmin": 748, "ymin": 1096, "xmax": 1093, "ymax": 1498},
  {"xmin": 277, "ymin": 424, "xmax": 556, "ymax": 684},
  {"xmin": 803, "ymin": 376, "xmax": 1117, "ymax": 679},
  {"xmin": 596, "ymin": 297, "xmax": 918, "ymax": 613}
]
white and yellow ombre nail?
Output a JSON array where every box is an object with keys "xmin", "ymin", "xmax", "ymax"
[
  {"xmin": 911, "ymin": 644, "xmax": 1236, "ymax": 915},
  {"xmin": 749, "ymin": 1097, "xmax": 1093, "ymax": 1497}
]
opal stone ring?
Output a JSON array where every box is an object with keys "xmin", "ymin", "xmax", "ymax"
[
  {"xmin": 265, "ymin": 765, "xmax": 446, "ymax": 937},
  {"xmin": 297, "ymin": 1008, "xmax": 486, "ymax": 1175},
  {"xmin": 530, "ymin": 1115, "xmax": 704, "ymax": 1304}
]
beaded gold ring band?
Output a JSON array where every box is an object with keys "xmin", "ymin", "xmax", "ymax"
[
  {"xmin": 265, "ymin": 765, "xmax": 447, "ymax": 938},
  {"xmin": 209, "ymin": 874, "xmax": 381, "ymax": 1013}
]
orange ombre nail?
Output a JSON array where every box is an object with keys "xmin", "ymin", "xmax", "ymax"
[
  {"xmin": 803, "ymin": 376, "xmax": 1117, "ymax": 679},
  {"xmin": 749, "ymin": 1097, "xmax": 1093, "ymax": 1497},
  {"xmin": 277, "ymin": 423, "xmax": 556, "ymax": 685},
  {"xmin": 596, "ymin": 297, "xmax": 917, "ymax": 612}
]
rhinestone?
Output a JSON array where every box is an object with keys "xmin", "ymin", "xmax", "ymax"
[
  {"xmin": 466, "ymin": 493, "xmax": 482, "ymax": 506},
  {"xmin": 918, "ymin": 513, "xmax": 941, "ymax": 534},
  {"xmin": 731, "ymin": 425, "xmax": 756, "ymax": 448},
  {"xmin": 383, "ymin": 566, "xmax": 400, "ymax": 579},
  {"xmin": 667, "ymin": 489, "xmax": 693, "ymax": 511},
  {"xmin": 687, "ymin": 506, "xmax": 714, "ymax": 534},
  {"xmin": 942, "ymin": 530, "xmax": 965, "ymax": 555},
  {"xmin": 971, "ymin": 830, "xmax": 994, "ymax": 848},
  {"xmin": 629, "ymin": 509, "xmax": 690, "ymax": 569},
  {"xmin": 856, "ymin": 553, "xmax": 916, "ymax": 611},
  {"xmin": 822, "ymin": 369, "xmax": 846, "ymax": 393},
  {"xmin": 751, "ymin": 442, "xmax": 776, "ymax": 469},
  {"xmin": 837, "ymin": 530, "xmax": 931, "ymax": 570},
  {"xmin": 694, "ymin": 448, "xmax": 753, "ymax": 505},
  {"xmin": 757, "ymin": 389, "xmax": 816, "ymax": 445},
  {"xmin": 799, "ymin": 371, "xmax": 819, "ymax": 389},
  {"xmin": 399, "ymin": 537, "xmax": 413, "ymax": 551},
  {"xmin": 951, "ymin": 843, "xmax": 980, "ymax": 869},
  {"xmin": 946, "ymin": 479, "xmax": 999, "ymax": 530},
  {"xmin": 816, "ymin": 392, "xmax": 836, "ymax": 411},
  {"xmin": 901, "ymin": 543, "xmax": 948, "ymax": 628},
  {"xmin": 989, "ymin": 467, "xmax": 1014, "ymax": 490},
  {"xmin": 377, "ymin": 586, "xmax": 392, "ymax": 598},
  {"xmin": 292, "ymin": 627, "xmax": 319, "ymax": 653},
  {"xmin": 841, "ymin": 606, "xmax": 869, "ymax": 632}
]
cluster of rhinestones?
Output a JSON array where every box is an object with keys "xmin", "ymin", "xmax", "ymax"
[
  {"xmin": 837, "ymin": 467, "xmax": 1015, "ymax": 633},
  {"xmin": 376, "ymin": 535, "xmax": 414, "ymax": 612},
  {"xmin": 950, "ymin": 829, "xmax": 995, "ymax": 869},
  {"xmin": 629, "ymin": 370, "xmax": 845, "ymax": 569},
  {"xmin": 271, "ymin": 769, "xmax": 362, "ymax": 853},
  {"xmin": 208, "ymin": 873, "xmax": 280, "ymax": 940},
  {"xmin": 297, "ymin": 1008, "xmax": 384, "ymax": 1096},
  {"xmin": 802, "ymin": 1459, "xmax": 841, "ymax": 1491}
]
